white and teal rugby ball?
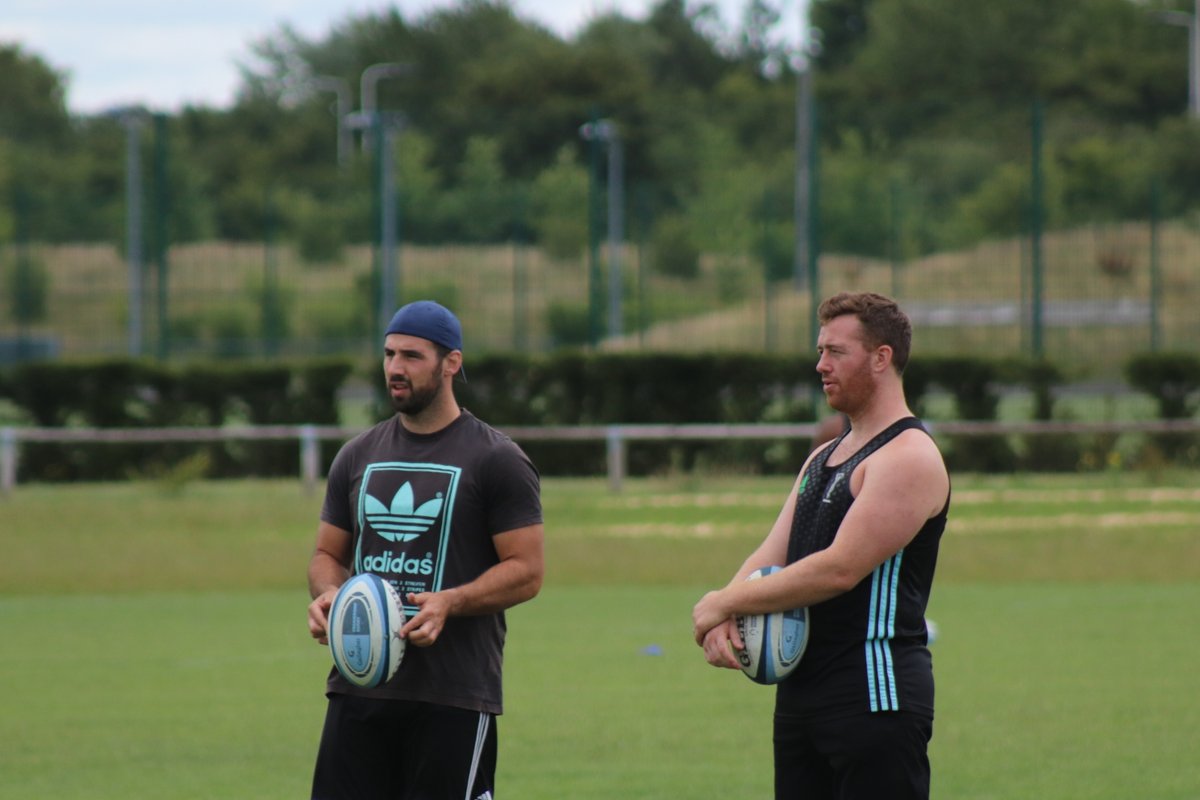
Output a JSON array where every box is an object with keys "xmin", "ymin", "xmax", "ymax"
[
  {"xmin": 328, "ymin": 573, "xmax": 406, "ymax": 689},
  {"xmin": 735, "ymin": 566, "xmax": 810, "ymax": 685}
]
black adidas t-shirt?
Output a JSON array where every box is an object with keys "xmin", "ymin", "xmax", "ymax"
[
  {"xmin": 320, "ymin": 410, "xmax": 542, "ymax": 715},
  {"xmin": 777, "ymin": 417, "xmax": 948, "ymax": 720}
]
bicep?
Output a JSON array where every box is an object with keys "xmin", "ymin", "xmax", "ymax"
[
  {"xmin": 492, "ymin": 524, "xmax": 545, "ymax": 600},
  {"xmin": 493, "ymin": 524, "xmax": 544, "ymax": 567}
]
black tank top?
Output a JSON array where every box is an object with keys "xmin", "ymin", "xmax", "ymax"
[{"xmin": 777, "ymin": 417, "xmax": 948, "ymax": 719}]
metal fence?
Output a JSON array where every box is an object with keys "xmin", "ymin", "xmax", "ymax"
[
  {"xmin": 6, "ymin": 419, "xmax": 1199, "ymax": 495},
  {"xmin": 3, "ymin": 235, "xmax": 1194, "ymax": 382},
  {"xmin": 2, "ymin": 110, "xmax": 1198, "ymax": 380}
]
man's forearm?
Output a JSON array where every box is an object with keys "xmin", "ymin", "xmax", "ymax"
[
  {"xmin": 441, "ymin": 556, "xmax": 543, "ymax": 616},
  {"xmin": 308, "ymin": 551, "xmax": 350, "ymax": 599}
]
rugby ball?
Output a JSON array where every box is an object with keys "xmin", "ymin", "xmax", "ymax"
[
  {"xmin": 735, "ymin": 566, "xmax": 809, "ymax": 685},
  {"xmin": 328, "ymin": 573, "xmax": 406, "ymax": 688}
]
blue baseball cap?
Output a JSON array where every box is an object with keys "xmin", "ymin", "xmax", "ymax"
[{"xmin": 384, "ymin": 300, "xmax": 466, "ymax": 381}]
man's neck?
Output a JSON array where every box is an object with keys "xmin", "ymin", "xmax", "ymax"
[
  {"xmin": 399, "ymin": 396, "xmax": 461, "ymax": 435},
  {"xmin": 843, "ymin": 385, "xmax": 911, "ymax": 445}
]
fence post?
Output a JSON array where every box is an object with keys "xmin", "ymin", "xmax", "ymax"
[
  {"xmin": 1149, "ymin": 176, "xmax": 1162, "ymax": 351},
  {"xmin": 1, "ymin": 428, "xmax": 16, "ymax": 495},
  {"xmin": 605, "ymin": 425, "xmax": 625, "ymax": 493},
  {"xmin": 1029, "ymin": 98, "xmax": 1045, "ymax": 358},
  {"xmin": 300, "ymin": 425, "xmax": 320, "ymax": 495},
  {"xmin": 152, "ymin": 112, "xmax": 172, "ymax": 360}
]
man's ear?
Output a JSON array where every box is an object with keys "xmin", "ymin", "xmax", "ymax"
[
  {"xmin": 444, "ymin": 350, "xmax": 463, "ymax": 379},
  {"xmin": 873, "ymin": 344, "xmax": 894, "ymax": 373}
]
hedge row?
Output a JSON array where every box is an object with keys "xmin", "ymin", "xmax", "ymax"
[
  {"xmin": 0, "ymin": 358, "xmax": 354, "ymax": 481},
  {"xmin": 1, "ymin": 352, "xmax": 1196, "ymax": 481}
]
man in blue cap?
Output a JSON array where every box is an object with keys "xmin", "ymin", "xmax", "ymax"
[{"xmin": 306, "ymin": 300, "xmax": 544, "ymax": 800}]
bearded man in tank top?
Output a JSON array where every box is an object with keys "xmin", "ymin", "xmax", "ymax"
[{"xmin": 693, "ymin": 291, "xmax": 951, "ymax": 800}]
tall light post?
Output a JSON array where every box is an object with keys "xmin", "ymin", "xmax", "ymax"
[
  {"xmin": 345, "ymin": 109, "xmax": 407, "ymax": 335},
  {"xmin": 1156, "ymin": 1, "xmax": 1200, "ymax": 119},
  {"xmin": 579, "ymin": 118, "xmax": 624, "ymax": 341},
  {"xmin": 793, "ymin": 10, "xmax": 823, "ymax": 350},
  {"xmin": 1193, "ymin": 0, "xmax": 1199, "ymax": 117},
  {"xmin": 794, "ymin": 63, "xmax": 813, "ymax": 292},
  {"xmin": 377, "ymin": 116, "xmax": 403, "ymax": 335},
  {"xmin": 347, "ymin": 64, "xmax": 414, "ymax": 334},
  {"xmin": 309, "ymin": 75, "xmax": 351, "ymax": 168},
  {"xmin": 107, "ymin": 106, "xmax": 149, "ymax": 357},
  {"xmin": 360, "ymin": 63, "xmax": 412, "ymax": 153}
]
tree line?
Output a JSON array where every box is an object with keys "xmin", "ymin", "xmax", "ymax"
[{"xmin": 2, "ymin": 0, "xmax": 1199, "ymax": 271}]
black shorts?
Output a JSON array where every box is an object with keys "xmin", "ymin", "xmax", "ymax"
[
  {"xmin": 773, "ymin": 710, "xmax": 932, "ymax": 800},
  {"xmin": 312, "ymin": 694, "xmax": 497, "ymax": 800}
]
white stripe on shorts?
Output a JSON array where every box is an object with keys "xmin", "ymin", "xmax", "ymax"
[{"xmin": 464, "ymin": 712, "xmax": 490, "ymax": 800}]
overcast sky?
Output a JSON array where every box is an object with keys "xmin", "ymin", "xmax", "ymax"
[{"xmin": 2, "ymin": 0, "xmax": 808, "ymax": 115}]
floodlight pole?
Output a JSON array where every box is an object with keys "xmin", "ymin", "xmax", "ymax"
[
  {"xmin": 378, "ymin": 118, "xmax": 400, "ymax": 333},
  {"xmin": 579, "ymin": 119, "xmax": 624, "ymax": 341},
  {"xmin": 794, "ymin": 65, "xmax": 812, "ymax": 291},
  {"xmin": 107, "ymin": 106, "xmax": 149, "ymax": 357},
  {"xmin": 345, "ymin": 110, "xmax": 407, "ymax": 335},
  {"xmin": 1155, "ymin": 1, "xmax": 1200, "ymax": 119},
  {"xmin": 310, "ymin": 75, "xmax": 351, "ymax": 168},
  {"xmin": 123, "ymin": 114, "xmax": 144, "ymax": 357},
  {"xmin": 794, "ymin": 9, "xmax": 824, "ymax": 356},
  {"xmin": 1187, "ymin": 0, "xmax": 1200, "ymax": 118},
  {"xmin": 1189, "ymin": 0, "xmax": 1198, "ymax": 118},
  {"xmin": 348, "ymin": 63, "xmax": 414, "ymax": 334},
  {"xmin": 360, "ymin": 63, "xmax": 412, "ymax": 152}
]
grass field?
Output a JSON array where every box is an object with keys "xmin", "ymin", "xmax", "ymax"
[{"xmin": 2, "ymin": 472, "xmax": 1200, "ymax": 798}]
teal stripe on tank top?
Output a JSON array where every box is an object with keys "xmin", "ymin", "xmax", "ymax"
[{"xmin": 865, "ymin": 551, "xmax": 904, "ymax": 712}]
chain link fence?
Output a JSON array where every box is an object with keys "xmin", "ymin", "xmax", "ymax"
[{"xmin": 2, "ymin": 107, "xmax": 1197, "ymax": 380}]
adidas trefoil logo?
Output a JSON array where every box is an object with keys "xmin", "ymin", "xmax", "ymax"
[{"xmin": 366, "ymin": 482, "xmax": 443, "ymax": 542}]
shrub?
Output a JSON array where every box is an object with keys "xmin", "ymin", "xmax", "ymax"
[{"xmin": 1125, "ymin": 352, "xmax": 1200, "ymax": 419}]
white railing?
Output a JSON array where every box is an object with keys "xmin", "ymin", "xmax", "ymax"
[{"xmin": 2, "ymin": 419, "xmax": 1198, "ymax": 495}]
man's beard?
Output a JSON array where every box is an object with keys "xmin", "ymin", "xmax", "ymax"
[
  {"xmin": 389, "ymin": 378, "xmax": 442, "ymax": 416},
  {"xmin": 826, "ymin": 363, "xmax": 874, "ymax": 416}
]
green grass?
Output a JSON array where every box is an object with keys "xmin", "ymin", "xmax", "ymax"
[
  {"xmin": 0, "ymin": 591, "xmax": 325, "ymax": 799},
  {"xmin": 929, "ymin": 584, "xmax": 1200, "ymax": 799},
  {"xmin": 2, "ymin": 474, "xmax": 1199, "ymax": 798}
]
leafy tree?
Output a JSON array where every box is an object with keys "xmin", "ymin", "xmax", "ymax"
[
  {"xmin": 530, "ymin": 146, "xmax": 589, "ymax": 260},
  {"xmin": 441, "ymin": 136, "xmax": 516, "ymax": 242},
  {"xmin": 650, "ymin": 213, "xmax": 700, "ymax": 280},
  {"xmin": 810, "ymin": 0, "xmax": 873, "ymax": 71},
  {"xmin": 0, "ymin": 44, "xmax": 71, "ymax": 146},
  {"xmin": 1040, "ymin": 0, "xmax": 1190, "ymax": 121},
  {"xmin": 1151, "ymin": 117, "xmax": 1200, "ymax": 215},
  {"xmin": 816, "ymin": 0, "xmax": 1190, "ymax": 141},
  {"xmin": 841, "ymin": 0, "xmax": 1059, "ymax": 139},
  {"xmin": 644, "ymin": 0, "xmax": 730, "ymax": 91},
  {"xmin": 818, "ymin": 130, "xmax": 893, "ymax": 256},
  {"xmin": 394, "ymin": 131, "xmax": 448, "ymax": 243},
  {"xmin": 280, "ymin": 189, "xmax": 345, "ymax": 262},
  {"xmin": 5, "ymin": 0, "xmax": 1200, "ymax": 262},
  {"xmin": 378, "ymin": 1, "xmax": 574, "ymax": 180},
  {"xmin": 7, "ymin": 249, "xmax": 49, "ymax": 326},
  {"xmin": 736, "ymin": 0, "xmax": 790, "ymax": 76},
  {"xmin": 0, "ymin": 140, "xmax": 12, "ymax": 243},
  {"xmin": 711, "ymin": 68, "xmax": 796, "ymax": 159},
  {"xmin": 948, "ymin": 162, "xmax": 1042, "ymax": 246},
  {"xmin": 1056, "ymin": 135, "xmax": 1153, "ymax": 222}
]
